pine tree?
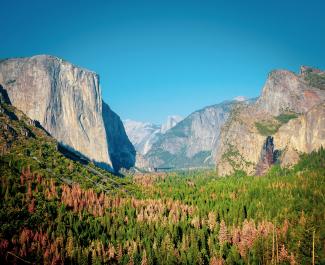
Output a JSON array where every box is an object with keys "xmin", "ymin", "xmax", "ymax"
[{"xmin": 218, "ymin": 220, "xmax": 229, "ymax": 245}]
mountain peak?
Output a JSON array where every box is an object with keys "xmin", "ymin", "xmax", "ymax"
[
  {"xmin": 233, "ymin": 96, "xmax": 247, "ymax": 102},
  {"xmin": 161, "ymin": 115, "xmax": 183, "ymax": 133}
]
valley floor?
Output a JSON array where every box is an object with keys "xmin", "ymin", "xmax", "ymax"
[{"xmin": 0, "ymin": 141, "xmax": 324, "ymax": 264}]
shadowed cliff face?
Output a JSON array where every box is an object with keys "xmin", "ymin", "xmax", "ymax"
[
  {"xmin": 0, "ymin": 85, "xmax": 11, "ymax": 105},
  {"xmin": 255, "ymin": 136, "xmax": 280, "ymax": 176},
  {"xmin": 102, "ymin": 101, "xmax": 136, "ymax": 171}
]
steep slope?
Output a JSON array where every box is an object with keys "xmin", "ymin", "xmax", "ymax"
[
  {"xmin": 142, "ymin": 101, "xmax": 240, "ymax": 169},
  {"xmin": 255, "ymin": 67, "xmax": 325, "ymax": 115},
  {"xmin": 0, "ymin": 84, "xmax": 129, "ymax": 189},
  {"xmin": 216, "ymin": 66, "xmax": 325, "ymax": 176},
  {"xmin": 274, "ymin": 103, "xmax": 325, "ymax": 167},
  {"xmin": 102, "ymin": 102, "xmax": 136, "ymax": 171},
  {"xmin": 0, "ymin": 55, "xmax": 135, "ymax": 171}
]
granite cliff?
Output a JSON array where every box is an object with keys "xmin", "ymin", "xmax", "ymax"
[
  {"xmin": 102, "ymin": 102, "xmax": 135, "ymax": 171},
  {"xmin": 142, "ymin": 100, "xmax": 244, "ymax": 169},
  {"xmin": 0, "ymin": 55, "xmax": 135, "ymax": 171},
  {"xmin": 215, "ymin": 66, "xmax": 325, "ymax": 176}
]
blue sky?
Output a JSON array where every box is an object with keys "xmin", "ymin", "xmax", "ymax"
[{"xmin": 1, "ymin": 0, "xmax": 325, "ymax": 124}]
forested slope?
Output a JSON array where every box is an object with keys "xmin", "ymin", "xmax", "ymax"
[{"xmin": 0, "ymin": 88, "xmax": 324, "ymax": 264}]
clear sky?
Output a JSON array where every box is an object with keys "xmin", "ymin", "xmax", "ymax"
[{"xmin": 1, "ymin": 0, "xmax": 325, "ymax": 124}]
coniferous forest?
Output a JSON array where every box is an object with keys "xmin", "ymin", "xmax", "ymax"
[{"xmin": 0, "ymin": 98, "xmax": 324, "ymax": 265}]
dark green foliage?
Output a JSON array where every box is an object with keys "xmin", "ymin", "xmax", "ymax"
[
  {"xmin": 145, "ymin": 147, "xmax": 213, "ymax": 168},
  {"xmin": 0, "ymin": 100, "xmax": 324, "ymax": 264},
  {"xmin": 275, "ymin": 113, "xmax": 298, "ymax": 124}
]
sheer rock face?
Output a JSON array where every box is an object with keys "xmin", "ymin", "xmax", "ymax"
[
  {"xmin": 0, "ymin": 55, "xmax": 126, "ymax": 170},
  {"xmin": 256, "ymin": 69, "xmax": 325, "ymax": 115},
  {"xmin": 214, "ymin": 103, "xmax": 267, "ymax": 176},
  {"xmin": 102, "ymin": 102, "xmax": 136, "ymax": 171},
  {"xmin": 216, "ymin": 67, "xmax": 325, "ymax": 176},
  {"xmin": 142, "ymin": 101, "xmax": 237, "ymax": 169},
  {"xmin": 274, "ymin": 103, "xmax": 325, "ymax": 167}
]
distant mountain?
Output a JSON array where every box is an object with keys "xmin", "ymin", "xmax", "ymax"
[
  {"xmin": 0, "ymin": 55, "xmax": 135, "ymax": 172},
  {"xmin": 141, "ymin": 99, "xmax": 253, "ymax": 169},
  {"xmin": 123, "ymin": 120, "xmax": 161, "ymax": 155},
  {"xmin": 161, "ymin": 115, "xmax": 183, "ymax": 133},
  {"xmin": 123, "ymin": 115, "xmax": 183, "ymax": 156}
]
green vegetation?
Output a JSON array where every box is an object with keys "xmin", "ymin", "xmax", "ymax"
[
  {"xmin": 1, "ymin": 146, "xmax": 324, "ymax": 264},
  {"xmin": 255, "ymin": 120, "xmax": 281, "ymax": 136},
  {"xmin": 304, "ymin": 70, "xmax": 325, "ymax": 90},
  {"xmin": 275, "ymin": 113, "xmax": 298, "ymax": 124},
  {"xmin": 145, "ymin": 147, "xmax": 212, "ymax": 169},
  {"xmin": 255, "ymin": 113, "xmax": 298, "ymax": 136},
  {"xmin": 1, "ymin": 100, "xmax": 325, "ymax": 264},
  {"xmin": 221, "ymin": 143, "xmax": 253, "ymax": 172}
]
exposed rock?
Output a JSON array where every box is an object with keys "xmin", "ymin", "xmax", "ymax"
[
  {"xmin": 215, "ymin": 103, "xmax": 266, "ymax": 176},
  {"xmin": 143, "ymin": 100, "xmax": 243, "ymax": 169},
  {"xmin": 123, "ymin": 119, "xmax": 161, "ymax": 155},
  {"xmin": 274, "ymin": 103, "xmax": 325, "ymax": 167},
  {"xmin": 256, "ymin": 69, "xmax": 325, "ymax": 116},
  {"xmin": 160, "ymin": 115, "xmax": 183, "ymax": 133},
  {"xmin": 0, "ymin": 55, "xmax": 136, "ymax": 171},
  {"xmin": 255, "ymin": 136, "xmax": 280, "ymax": 176},
  {"xmin": 102, "ymin": 101, "xmax": 136, "ymax": 171},
  {"xmin": 216, "ymin": 67, "xmax": 325, "ymax": 176}
]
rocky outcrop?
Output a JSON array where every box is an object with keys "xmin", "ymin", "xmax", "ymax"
[
  {"xmin": 0, "ymin": 55, "xmax": 135, "ymax": 171},
  {"xmin": 102, "ymin": 102, "xmax": 136, "ymax": 171},
  {"xmin": 256, "ymin": 67, "xmax": 325, "ymax": 115},
  {"xmin": 214, "ymin": 103, "xmax": 266, "ymax": 176},
  {"xmin": 216, "ymin": 67, "xmax": 325, "ymax": 176},
  {"xmin": 255, "ymin": 136, "xmax": 280, "ymax": 176},
  {"xmin": 274, "ymin": 103, "xmax": 325, "ymax": 167}
]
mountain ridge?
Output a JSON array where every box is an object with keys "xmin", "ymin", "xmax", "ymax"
[{"xmin": 215, "ymin": 66, "xmax": 325, "ymax": 175}]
